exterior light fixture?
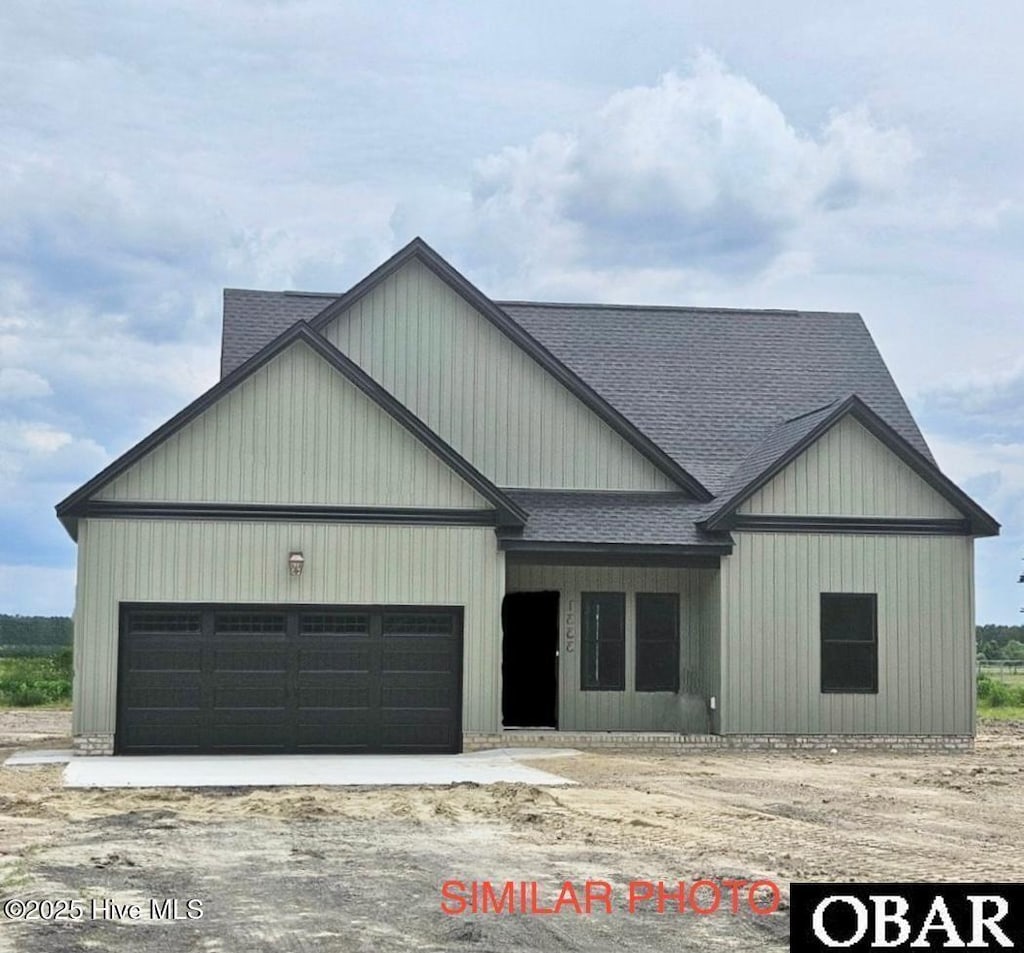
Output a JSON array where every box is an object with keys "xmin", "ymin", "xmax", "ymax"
[{"xmin": 288, "ymin": 551, "xmax": 305, "ymax": 577}]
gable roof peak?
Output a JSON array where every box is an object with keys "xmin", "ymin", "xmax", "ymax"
[
  {"xmin": 701, "ymin": 391, "xmax": 999, "ymax": 537},
  {"xmin": 57, "ymin": 320, "xmax": 528, "ymax": 537}
]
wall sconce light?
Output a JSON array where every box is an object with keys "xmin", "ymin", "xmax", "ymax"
[{"xmin": 288, "ymin": 551, "xmax": 305, "ymax": 577}]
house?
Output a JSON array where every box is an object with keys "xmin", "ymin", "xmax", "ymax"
[{"xmin": 56, "ymin": 238, "xmax": 999, "ymax": 756}]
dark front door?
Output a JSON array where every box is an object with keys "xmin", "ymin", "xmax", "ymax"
[
  {"xmin": 117, "ymin": 604, "xmax": 462, "ymax": 754},
  {"xmin": 501, "ymin": 591, "xmax": 559, "ymax": 728}
]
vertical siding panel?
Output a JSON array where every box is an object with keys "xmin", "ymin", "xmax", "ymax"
[
  {"xmin": 719, "ymin": 531, "xmax": 970, "ymax": 736},
  {"xmin": 98, "ymin": 343, "xmax": 491, "ymax": 509},
  {"xmin": 740, "ymin": 417, "xmax": 963, "ymax": 517}
]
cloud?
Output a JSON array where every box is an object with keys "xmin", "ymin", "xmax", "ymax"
[
  {"xmin": 20, "ymin": 425, "xmax": 71, "ymax": 454},
  {"xmin": 0, "ymin": 368, "xmax": 51, "ymax": 399},
  {"xmin": 470, "ymin": 54, "xmax": 916, "ymax": 282}
]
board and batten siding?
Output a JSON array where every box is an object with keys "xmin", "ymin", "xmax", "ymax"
[
  {"xmin": 97, "ymin": 340, "xmax": 488, "ymax": 509},
  {"xmin": 719, "ymin": 533, "xmax": 974, "ymax": 735},
  {"xmin": 322, "ymin": 259, "xmax": 676, "ymax": 491},
  {"xmin": 739, "ymin": 416, "xmax": 962, "ymax": 518},
  {"xmin": 73, "ymin": 520, "xmax": 505, "ymax": 736},
  {"xmin": 505, "ymin": 564, "xmax": 718, "ymax": 733}
]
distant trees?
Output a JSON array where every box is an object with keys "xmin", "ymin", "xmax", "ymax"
[
  {"xmin": 976, "ymin": 624, "xmax": 1024, "ymax": 660},
  {"xmin": 0, "ymin": 614, "xmax": 72, "ymax": 649}
]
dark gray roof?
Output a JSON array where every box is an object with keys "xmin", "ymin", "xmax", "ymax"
[
  {"xmin": 499, "ymin": 301, "xmax": 933, "ymax": 494},
  {"xmin": 506, "ymin": 491, "xmax": 725, "ymax": 546},
  {"xmin": 708, "ymin": 398, "xmax": 844, "ymax": 510},
  {"xmin": 219, "ymin": 285, "xmax": 933, "ymax": 497},
  {"xmin": 221, "ymin": 290, "xmax": 335, "ymax": 377}
]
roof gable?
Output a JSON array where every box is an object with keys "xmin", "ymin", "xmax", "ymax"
[
  {"xmin": 305, "ymin": 238, "xmax": 710, "ymax": 498},
  {"xmin": 57, "ymin": 324, "xmax": 527, "ymax": 538},
  {"xmin": 701, "ymin": 395, "xmax": 999, "ymax": 536}
]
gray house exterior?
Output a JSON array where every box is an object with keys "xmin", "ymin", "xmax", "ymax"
[{"xmin": 57, "ymin": 239, "xmax": 998, "ymax": 755}]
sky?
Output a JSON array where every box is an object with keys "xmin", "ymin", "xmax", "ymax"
[{"xmin": 0, "ymin": 1, "xmax": 1021, "ymax": 622}]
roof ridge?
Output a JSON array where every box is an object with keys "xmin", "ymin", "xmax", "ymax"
[
  {"xmin": 498, "ymin": 299, "xmax": 860, "ymax": 317},
  {"xmin": 223, "ymin": 288, "xmax": 343, "ymax": 298}
]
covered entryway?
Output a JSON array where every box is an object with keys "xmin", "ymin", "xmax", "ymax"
[{"xmin": 117, "ymin": 604, "xmax": 463, "ymax": 755}]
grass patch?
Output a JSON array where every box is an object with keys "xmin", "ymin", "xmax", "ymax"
[
  {"xmin": 977, "ymin": 672, "xmax": 1024, "ymax": 722},
  {"xmin": 0, "ymin": 649, "xmax": 72, "ymax": 707},
  {"xmin": 978, "ymin": 706, "xmax": 1024, "ymax": 722}
]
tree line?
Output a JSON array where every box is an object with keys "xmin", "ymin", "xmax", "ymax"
[
  {"xmin": 0, "ymin": 614, "xmax": 73, "ymax": 648},
  {"xmin": 976, "ymin": 624, "xmax": 1024, "ymax": 661}
]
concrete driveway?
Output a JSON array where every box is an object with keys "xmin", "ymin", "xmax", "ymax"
[{"xmin": 62, "ymin": 748, "xmax": 578, "ymax": 788}]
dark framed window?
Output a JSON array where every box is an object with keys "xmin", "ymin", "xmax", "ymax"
[
  {"xmin": 581, "ymin": 592, "xmax": 625, "ymax": 691},
  {"xmin": 636, "ymin": 593, "xmax": 680, "ymax": 692},
  {"xmin": 820, "ymin": 593, "xmax": 878, "ymax": 693}
]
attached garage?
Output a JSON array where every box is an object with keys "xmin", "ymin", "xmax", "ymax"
[{"xmin": 117, "ymin": 604, "xmax": 463, "ymax": 755}]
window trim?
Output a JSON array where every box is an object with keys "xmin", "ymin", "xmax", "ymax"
[
  {"xmin": 820, "ymin": 592, "xmax": 879, "ymax": 695},
  {"xmin": 635, "ymin": 592, "xmax": 680, "ymax": 693},
  {"xmin": 580, "ymin": 591, "xmax": 626, "ymax": 692}
]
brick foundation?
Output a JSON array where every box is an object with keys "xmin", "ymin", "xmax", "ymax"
[
  {"xmin": 463, "ymin": 731, "xmax": 973, "ymax": 753},
  {"xmin": 72, "ymin": 733, "xmax": 114, "ymax": 756}
]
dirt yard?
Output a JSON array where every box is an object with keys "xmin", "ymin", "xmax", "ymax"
[{"xmin": 2, "ymin": 711, "xmax": 1023, "ymax": 952}]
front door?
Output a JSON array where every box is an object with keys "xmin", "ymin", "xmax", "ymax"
[{"xmin": 501, "ymin": 591, "xmax": 559, "ymax": 728}]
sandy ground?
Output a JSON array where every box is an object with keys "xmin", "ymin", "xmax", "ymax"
[{"xmin": 1, "ymin": 711, "xmax": 1023, "ymax": 952}]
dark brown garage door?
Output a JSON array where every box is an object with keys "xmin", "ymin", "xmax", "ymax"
[{"xmin": 117, "ymin": 604, "xmax": 463, "ymax": 754}]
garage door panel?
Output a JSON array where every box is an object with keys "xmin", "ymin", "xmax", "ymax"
[
  {"xmin": 297, "ymin": 684, "xmax": 372, "ymax": 709},
  {"xmin": 208, "ymin": 708, "xmax": 288, "ymax": 727},
  {"xmin": 124, "ymin": 641, "xmax": 201, "ymax": 673},
  {"xmin": 123, "ymin": 707, "xmax": 202, "ymax": 727},
  {"xmin": 212, "ymin": 648, "xmax": 289, "ymax": 673},
  {"xmin": 298, "ymin": 646, "xmax": 371, "ymax": 673},
  {"xmin": 119, "ymin": 605, "xmax": 461, "ymax": 754},
  {"xmin": 207, "ymin": 726, "xmax": 289, "ymax": 750},
  {"xmin": 297, "ymin": 706, "xmax": 374, "ymax": 726},
  {"xmin": 122, "ymin": 684, "xmax": 201, "ymax": 709},
  {"xmin": 380, "ymin": 723, "xmax": 457, "ymax": 751},
  {"xmin": 382, "ymin": 686, "xmax": 455, "ymax": 710},
  {"xmin": 213, "ymin": 686, "xmax": 289, "ymax": 709},
  {"xmin": 120, "ymin": 726, "xmax": 203, "ymax": 751}
]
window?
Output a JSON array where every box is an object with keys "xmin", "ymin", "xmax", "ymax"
[
  {"xmin": 635, "ymin": 593, "xmax": 680, "ymax": 692},
  {"xmin": 820, "ymin": 593, "xmax": 878, "ymax": 693},
  {"xmin": 581, "ymin": 592, "xmax": 625, "ymax": 690}
]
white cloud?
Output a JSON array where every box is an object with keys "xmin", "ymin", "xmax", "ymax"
[
  {"xmin": 21, "ymin": 425, "xmax": 71, "ymax": 454},
  {"xmin": 470, "ymin": 54, "xmax": 916, "ymax": 285},
  {"xmin": 0, "ymin": 367, "xmax": 51, "ymax": 399}
]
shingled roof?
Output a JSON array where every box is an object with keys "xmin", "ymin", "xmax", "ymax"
[
  {"xmin": 502, "ymin": 490, "xmax": 726, "ymax": 547},
  {"xmin": 222, "ymin": 287, "xmax": 932, "ymax": 497},
  {"xmin": 499, "ymin": 301, "xmax": 932, "ymax": 493},
  {"xmin": 221, "ymin": 289, "xmax": 335, "ymax": 377}
]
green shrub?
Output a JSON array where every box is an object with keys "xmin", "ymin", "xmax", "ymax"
[
  {"xmin": 987, "ymin": 680, "xmax": 1013, "ymax": 708},
  {"xmin": 0, "ymin": 652, "xmax": 73, "ymax": 707},
  {"xmin": 977, "ymin": 672, "xmax": 1024, "ymax": 709}
]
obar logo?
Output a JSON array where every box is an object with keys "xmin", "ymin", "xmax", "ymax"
[{"xmin": 790, "ymin": 884, "xmax": 1023, "ymax": 951}]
